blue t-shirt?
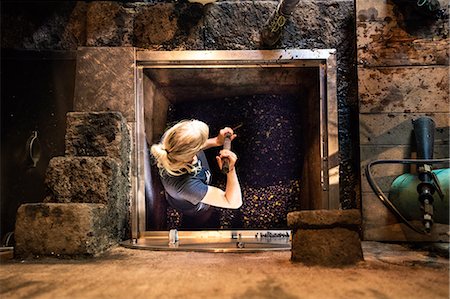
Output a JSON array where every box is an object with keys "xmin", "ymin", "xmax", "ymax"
[{"xmin": 160, "ymin": 151, "xmax": 212, "ymax": 216}]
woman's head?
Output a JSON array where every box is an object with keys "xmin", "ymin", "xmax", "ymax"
[{"xmin": 151, "ymin": 119, "xmax": 209, "ymax": 176}]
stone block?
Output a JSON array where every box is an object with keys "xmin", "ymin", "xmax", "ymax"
[
  {"xmin": 44, "ymin": 156, "xmax": 129, "ymax": 240},
  {"xmin": 288, "ymin": 209, "xmax": 362, "ymax": 228},
  {"xmin": 133, "ymin": 3, "xmax": 204, "ymax": 49},
  {"xmin": 203, "ymin": 2, "xmax": 270, "ymax": 50},
  {"xmin": 65, "ymin": 111, "xmax": 131, "ymax": 169},
  {"xmin": 288, "ymin": 209, "xmax": 363, "ymax": 266},
  {"xmin": 15, "ymin": 203, "xmax": 112, "ymax": 258},
  {"xmin": 202, "ymin": 1, "xmax": 354, "ymax": 50},
  {"xmin": 291, "ymin": 227, "xmax": 364, "ymax": 266},
  {"xmin": 45, "ymin": 156, "xmax": 122, "ymax": 204},
  {"xmin": 86, "ymin": 2, "xmax": 134, "ymax": 47}
]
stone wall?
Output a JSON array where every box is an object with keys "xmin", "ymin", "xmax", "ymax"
[
  {"xmin": 356, "ymin": 0, "xmax": 449, "ymax": 241},
  {"xmin": 1, "ymin": 0, "xmax": 359, "ymax": 210}
]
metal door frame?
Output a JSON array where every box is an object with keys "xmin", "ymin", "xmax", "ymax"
[{"xmin": 132, "ymin": 49, "xmax": 338, "ymax": 241}]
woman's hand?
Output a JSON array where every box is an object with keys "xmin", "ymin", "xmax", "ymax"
[
  {"xmin": 216, "ymin": 149, "xmax": 238, "ymax": 172},
  {"xmin": 203, "ymin": 127, "xmax": 238, "ymax": 150},
  {"xmin": 215, "ymin": 127, "xmax": 237, "ymax": 147}
]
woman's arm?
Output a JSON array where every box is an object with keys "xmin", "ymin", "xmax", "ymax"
[
  {"xmin": 202, "ymin": 127, "xmax": 237, "ymax": 150},
  {"xmin": 201, "ymin": 149, "xmax": 242, "ymax": 209},
  {"xmin": 201, "ymin": 169, "xmax": 242, "ymax": 209}
]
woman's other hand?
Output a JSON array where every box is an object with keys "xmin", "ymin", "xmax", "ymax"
[
  {"xmin": 202, "ymin": 127, "xmax": 237, "ymax": 150},
  {"xmin": 215, "ymin": 127, "xmax": 237, "ymax": 146},
  {"xmin": 216, "ymin": 149, "xmax": 238, "ymax": 172}
]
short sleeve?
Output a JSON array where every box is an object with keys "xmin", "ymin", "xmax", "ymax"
[
  {"xmin": 161, "ymin": 173, "xmax": 209, "ymax": 206},
  {"xmin": 177, "ymin": 178, "xmax": 208, "ymax": 205}
]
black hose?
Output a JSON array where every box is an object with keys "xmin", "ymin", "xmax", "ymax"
[{"xmin": 365, "ymin": 158, "xmax": 450, "ymax": 234}]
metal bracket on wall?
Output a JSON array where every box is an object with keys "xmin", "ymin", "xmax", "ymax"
[{"xmin": 25, "ymin": 131, "xmax": 41, "ymax": 168}]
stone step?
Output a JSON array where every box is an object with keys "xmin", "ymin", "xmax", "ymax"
[
  {"xmin": 288, "ymin": 209, "xmax": 362, "ymax": 229},
  {"xmin": 288, "ymin": 209, "xmax": 364, "ymax": 266},
  {"xmin": 44, "ymin": 156, "xmax": 130, "ymax": 241},
  {"xmin": 45, "ymin": 156, "xmax": 124, "ymax": 205},
  {"xmin": 15, "ymin": 203, "xmax": 113, "ymax": 258},
  {"xmin": 65, "ymin": 111, "xmax": 130, "ymax": 171}
]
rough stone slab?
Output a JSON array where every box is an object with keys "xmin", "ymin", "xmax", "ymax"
[
  {"xmin": 203, "ymin": 2, "xmax": 270, "ymax": 50},
  {"xmin": 291, "ymin": 227, "xmax": 364, "ymax": 266},
  {"xmin": 290, "ymin": 1, "xmax": 355, "ymax": 49},
  {"xmin": 133, "ymin": 3, "xmax": 204, "ymax": 49},
  {"xmin": 15, "ymin": 203, "xmax": 112, "ymax": 258},
  {"xmin": 86, "ymin": 2, "xmax": 134, "ymax": 47},
  {"xmin": 203, "ymin": 1, "xmax": 354, "ymax": 50},
  {"xmin": 45, "ymin": 156, "xmax": 122, "ymax": 204},
  {"xmin": 73, "ymin": 47, "xmax": 136, "ymax": 121},
  {"xmin": 287, "ymin": 209, "xmax": 361, "ymax": 229},
  {"xmin": 58, "ymin": 2, "xmax": 88, "ymax": 49},
  {"xmin": 65, "ymin": 111, "xmax": 131, "ymax": 168},
  {"xmin": 0, "ymin": 2, "xmax": 85, "ymax": 50}
]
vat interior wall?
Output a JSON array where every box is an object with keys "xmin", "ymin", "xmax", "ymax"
[{"xmin": 144, "ymin": 67, "xmax": 321, "ymax": 230}]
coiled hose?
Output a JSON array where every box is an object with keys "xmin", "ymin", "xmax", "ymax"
[{"xmin": 365, "ymin": 158, "xmax": 450, "ymax": 234}]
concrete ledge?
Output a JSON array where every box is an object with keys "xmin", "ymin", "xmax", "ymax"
[{"xmin": 15, "ymin": 203, "xmax": 113, "ymax": 258}]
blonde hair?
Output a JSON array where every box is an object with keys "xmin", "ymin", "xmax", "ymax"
[{"xmin": 151, "ymin": 119, "xmax": 209, "ymax": 176}]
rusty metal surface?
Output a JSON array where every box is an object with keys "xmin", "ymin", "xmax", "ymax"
[
  {"xmin": 136, "ymin": 49, "xmax": 336, "ymax": 64},
  {"xmin": 357, "ymin": 0, "xmax": 449, "ymax": 242},
  {"xmin": 360, "ymin": 113, "xmax": 450, "ymax": 145},
  {"xmin": 122, "ymin": 230, "xmax": 291, "ymax": 253},
  {"xmin": 74, "ymin": 47, "xmax": 136, "ymax": 121},
  {"xmin": 356, "ymin": 0, "xmax": 449, "ymax": 67},
  {"xmin": 358, "ymin": 66, "xmax": 449, "ymax": 113}
]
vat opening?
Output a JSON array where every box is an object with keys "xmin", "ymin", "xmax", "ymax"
[{"xmin": 136, "ymin": 50, "xmax": 339, "ymax": 235}]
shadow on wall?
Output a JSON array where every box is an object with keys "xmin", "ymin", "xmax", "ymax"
[{"xmin": 0, "ymin": 50, "xmax": 75, "ymax": 242}]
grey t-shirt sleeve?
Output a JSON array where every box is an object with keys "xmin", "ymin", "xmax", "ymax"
[{"xmin": 163, "ymin": 175, "xmax": 209, "ymax": 206}]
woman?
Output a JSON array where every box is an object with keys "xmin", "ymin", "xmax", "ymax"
[{"xmin": 151, "ymin": 119, "xmax": 242, "ymax": 220}]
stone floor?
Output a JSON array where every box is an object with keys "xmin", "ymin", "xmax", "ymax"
[{"xmin": 0, "ymin": 242, "xmax": 448, "ymax": 299}]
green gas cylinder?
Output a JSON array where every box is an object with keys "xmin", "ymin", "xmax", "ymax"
[{"xmin": 388, "ymin": 168, "xmax": 449, "ymax": 224}]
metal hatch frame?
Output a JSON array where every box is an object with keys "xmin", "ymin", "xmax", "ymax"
[{"xmin": 131, "ymin": 49, "xmax": 339, "ymax": 242}]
